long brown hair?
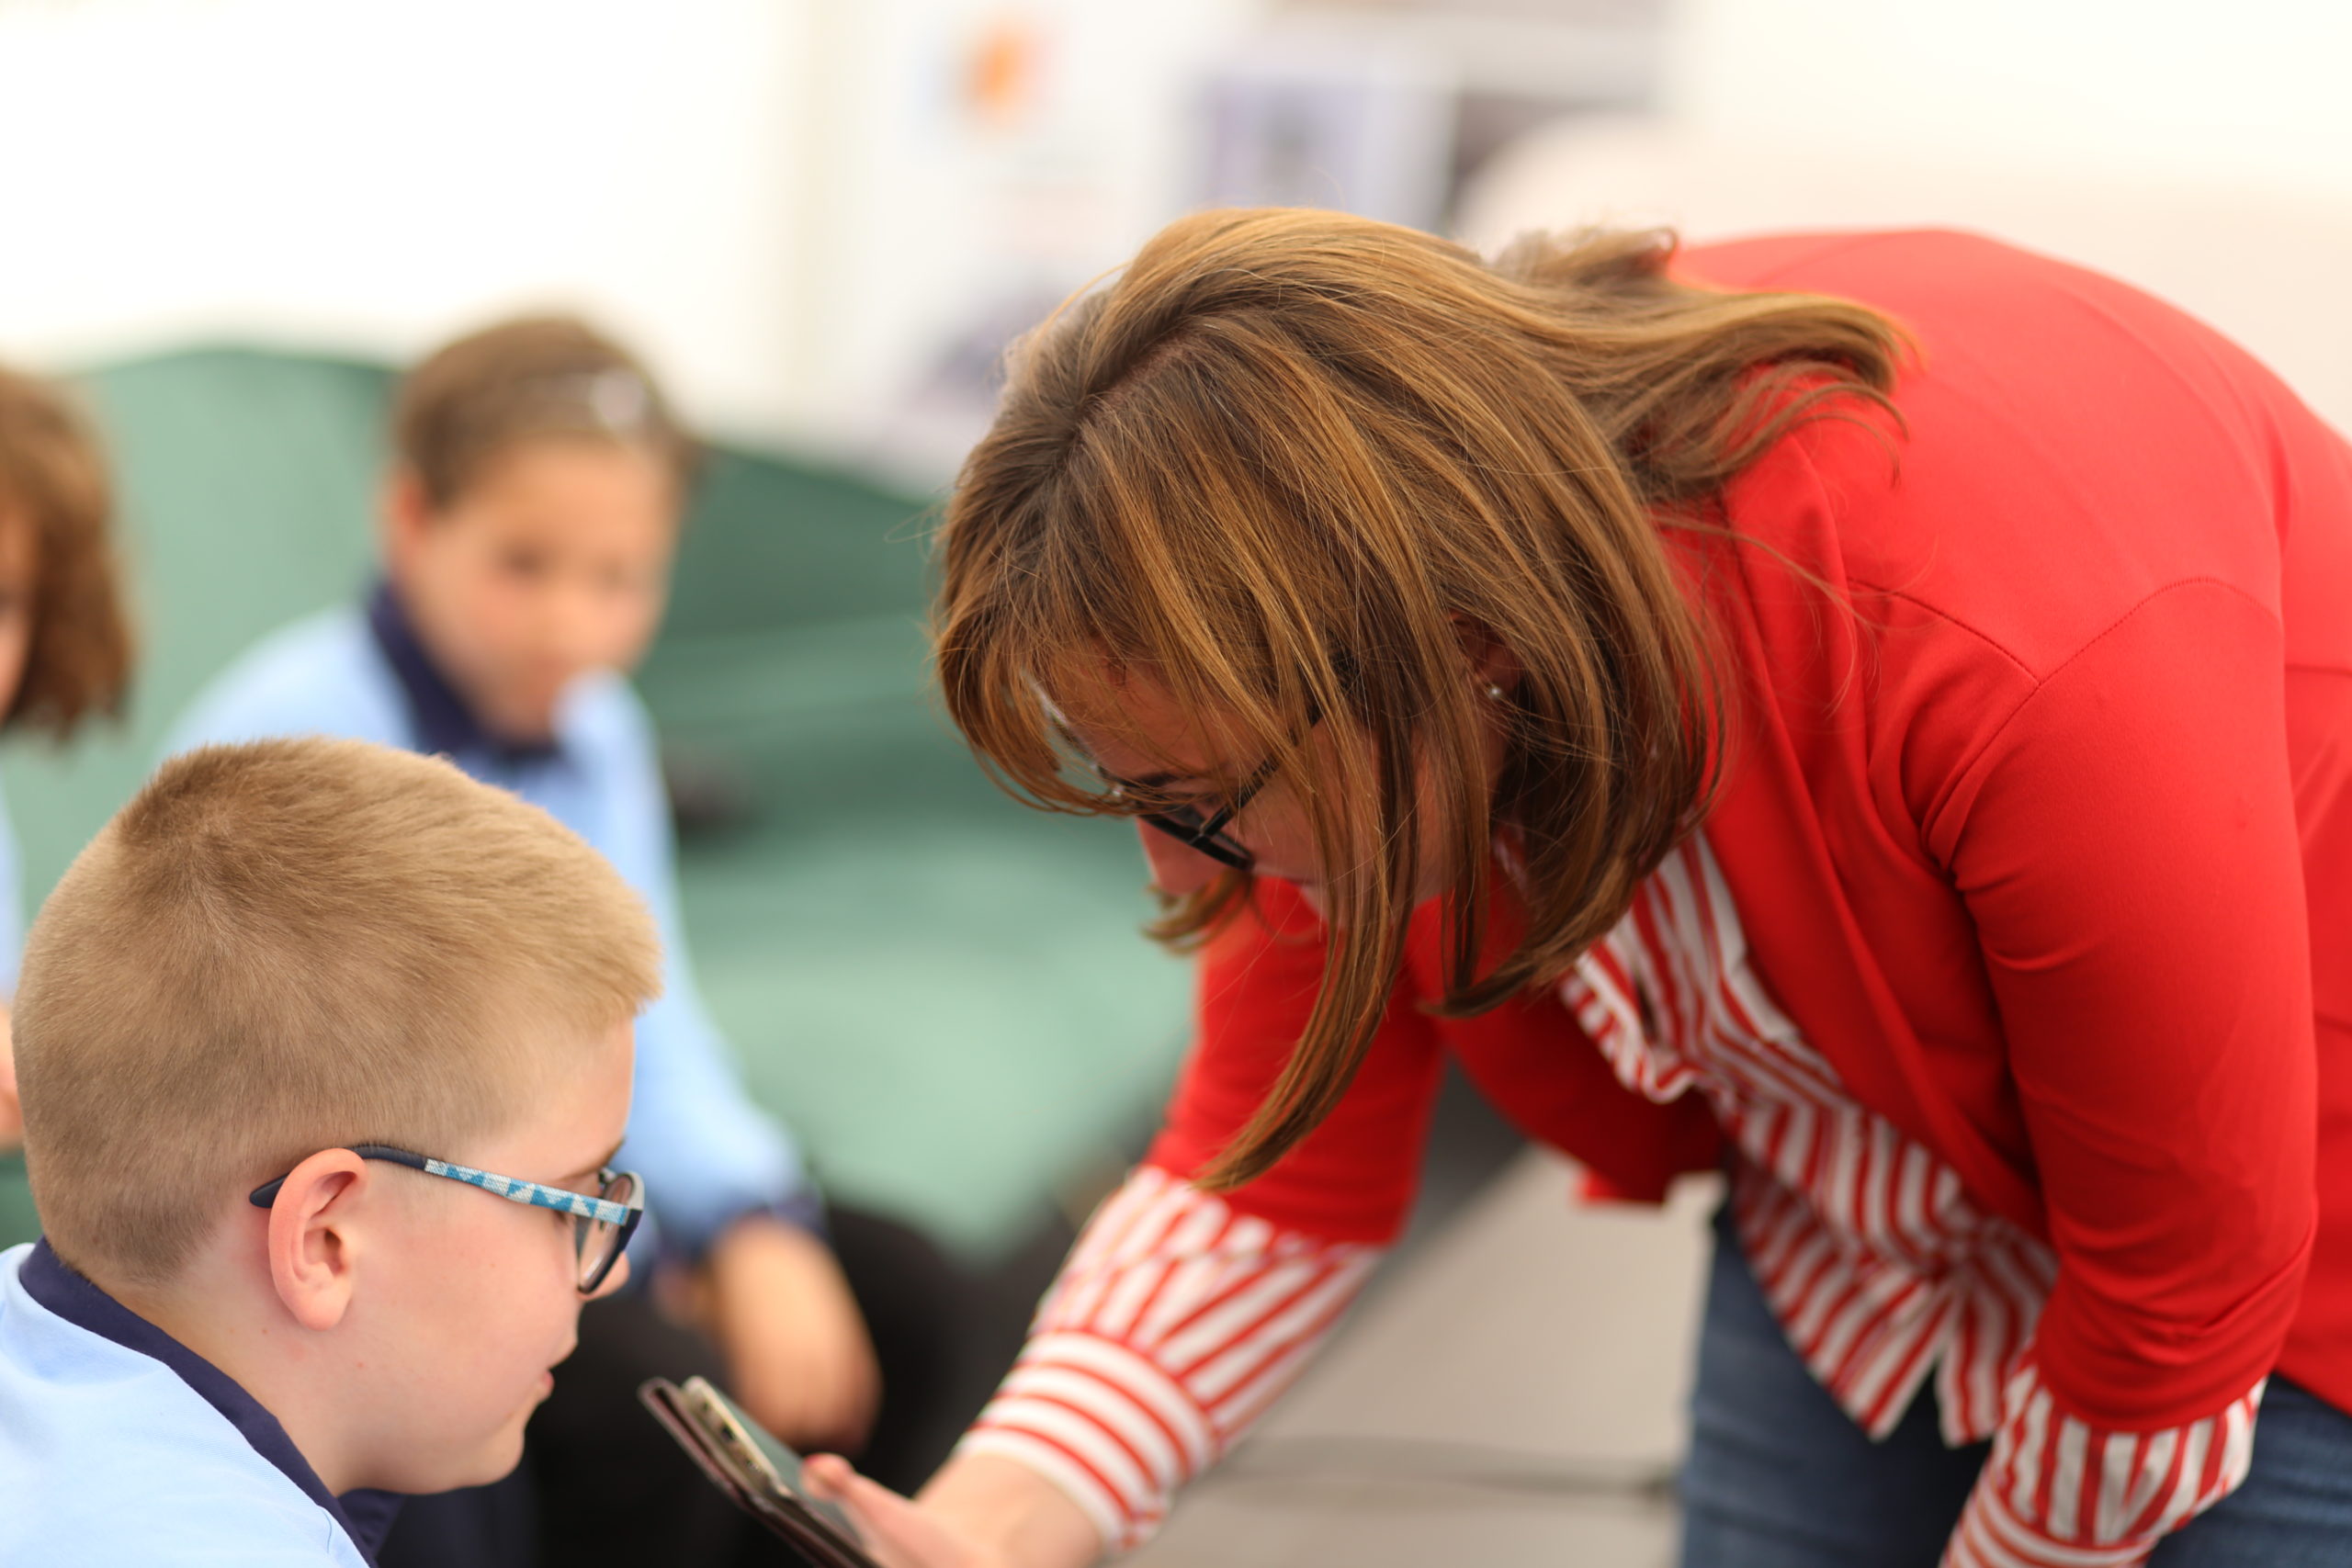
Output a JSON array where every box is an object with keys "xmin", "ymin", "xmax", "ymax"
[
  {"xmin": 0, "ymin": 367, "xmax": 133, "ymax": 739},
  {"xmin": 937, "ymin": 209, "xmax": 1904, "ymax": 1189}
]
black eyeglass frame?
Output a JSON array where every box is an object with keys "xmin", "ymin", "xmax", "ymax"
[
  {"xmin": 1091, "ymin": 711, "xmax": 1321, "ymax": 873},
  {"xmin": 1107, "ymin": 761, "xmax": 1276, "ymax": 870}
]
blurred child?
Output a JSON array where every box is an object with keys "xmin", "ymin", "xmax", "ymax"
[
  {"xmin": 0, "ymin": 366, "xmax": 135, "ymax": 1157},
  {"xmin": 166, "ymin": 317, "xmax": 978, "ymax": 1566},
  {"xmin": 0, "ymin": 738, "xmax": 660, "ymax": 1564}
]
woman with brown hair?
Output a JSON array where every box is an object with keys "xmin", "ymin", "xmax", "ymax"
[
  {"xmin": 0, "ymin": 365, "xmax": 134, "ymax": 1152},
  {"xmin": 807, "ymin": 211, "xmax": 2352, "ymax": 1566}
]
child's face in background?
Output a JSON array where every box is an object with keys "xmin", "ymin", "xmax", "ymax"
[
  {"xmin": 0, "ymin": 508, "xmax": 39, "ymax": 716},
  {"xmin": 386, "ymin": 439, "xmax": 678, "ymax": 743}
]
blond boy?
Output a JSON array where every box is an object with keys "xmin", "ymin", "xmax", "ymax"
[{"xmin": 0, "ymin": 738, "xmax": 660, "ymax": 1565}]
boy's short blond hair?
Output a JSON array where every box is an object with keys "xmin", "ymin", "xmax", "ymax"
[{"xmin": 14, "ymin": 738, "xmax": 662, "ymax": 1286}]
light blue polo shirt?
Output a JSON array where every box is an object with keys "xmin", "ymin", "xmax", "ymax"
[
  {"xmin": 163, "ymin": 586, "xmax": 818, "ymax": 1256},
  {"xmin": 0, "ymin": 1239, "xmax": 387, "ymax": 1565}
]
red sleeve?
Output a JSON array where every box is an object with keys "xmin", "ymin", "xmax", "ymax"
[
  {"xmin": 1146, "ymin": 879, "xmax": 1443, "ymax": 1246},
  {"xmin": 1930, "ymin": 579, "xmax": 2317, "ymax": 1427},
  {"xmin": 1431, "ymin": 973, "xmax": 1723, "ymax": 1206}
]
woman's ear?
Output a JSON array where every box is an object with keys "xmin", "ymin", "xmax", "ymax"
[
  {"xmin": 1449, "ymin": 613, "xmax": 1523, "ymax": 698},
  {"xmin": 264, "ymin": 1149, "xmax": 368, "ymax": 1333}
]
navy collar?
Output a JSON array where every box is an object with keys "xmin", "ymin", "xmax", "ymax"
[
  {"xmin": 366, "ymin": 579, "xmax": 562, "ymax": 768},
  {"xmin": 19, "ymin": 1238, "xmax": 398, "ymax": 1564}
]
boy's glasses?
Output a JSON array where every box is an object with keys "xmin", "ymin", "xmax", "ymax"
[{"xmin": 249, "ymin": 1143, "xmax": 645, "ymax": 1294}]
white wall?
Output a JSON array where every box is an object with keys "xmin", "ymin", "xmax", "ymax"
[
  {"xmin": 1456, "ymin": 2, "xmax": 2352, "ymax": 434},
  {"xmin": 43, "ymin": 1, "xmax": 2327, "ymax": 463},
  {"xmin": 0, "ymin": 0, "xmax": 1268, "ymax": 461},
  {"xmin": 0, "ymin": 0, "xmax": 815, "ymax": 437},
  {"xmin": 1667, "ymin": 0, "xmax": 2352, "ymax": 200}
]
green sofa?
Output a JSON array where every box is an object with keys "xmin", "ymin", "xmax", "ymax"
[{"xmin": 0, "ymin": 346, "xmax": 1190, "ymax": 1259}]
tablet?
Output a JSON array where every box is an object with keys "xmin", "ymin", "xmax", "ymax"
[{"xmin": 639, "ymin": 1375, "xmax": 882, "ymax": 1568}]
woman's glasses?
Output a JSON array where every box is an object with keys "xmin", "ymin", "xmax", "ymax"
[
  {"xmin": 249, "ymin": 1143, "xmax": 645, "ymax": 1293},
  {"xmin": 1100, "ymin": 751, "xmax": 1287, "ymax": 871},
  {"xmin": 1091, "ymin": 713, "xmax": 1321, "ymax": 874},
  {"xmin": 1038, "ymin": 687, "xmax": 1320, "ymax": 874}
]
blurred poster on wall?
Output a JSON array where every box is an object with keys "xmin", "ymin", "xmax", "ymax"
[
  {"xmin": 833, "ymin": 0, "xmax": 1666, "ymax": 483},
  {"xmin": 1195, "ymin": 36, "xmax": 1458, "ymax": 232},
  {"xmin": 801, "ymin": 0, "xmax": 1267, "ymax": 481}
]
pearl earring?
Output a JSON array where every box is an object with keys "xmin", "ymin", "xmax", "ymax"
[{"xmin": 1484, "ymin": 683, "xmax": 1507, "ymax": 702}]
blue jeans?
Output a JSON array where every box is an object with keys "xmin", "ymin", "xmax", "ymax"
[{"xmin": 1679, "ymin": 1207, "xmax": 2352, "ymax": 1566}]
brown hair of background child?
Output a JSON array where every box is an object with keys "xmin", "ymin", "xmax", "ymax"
[
  {"xmin": 0, "ymin": 368, "xmax": 134, "ymax": 739},
  {"xmin": 393, "ymin": 315, "xmax": 699, "ymax": 509}
]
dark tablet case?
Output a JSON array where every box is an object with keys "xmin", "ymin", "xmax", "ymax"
[{"xmin": 639, "ymin": 1375, "xmax": 882, "ymax": 1568}]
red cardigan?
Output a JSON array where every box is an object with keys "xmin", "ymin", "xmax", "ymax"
[{"xmin": 1147, "ymin": 230, "xmax": 2352, "ymax": 1433}]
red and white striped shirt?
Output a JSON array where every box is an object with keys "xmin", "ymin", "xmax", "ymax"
[
  {"xmin": 1569, "ymin": 839, "xmax": 2263, "ymax": 1566},
  {"xmin": 958, "ymin": 1165, "xmax": 1382, "ymax": 1551},
  {"xmin": 1568, "ymin": 838, "xmax": 2061, "ymax": 1447},
  {"xmin": 961, "ymin": 838, "xmax": 2265, "ymax": 1562}
]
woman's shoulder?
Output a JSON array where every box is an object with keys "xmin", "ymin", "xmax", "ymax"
[
  {"xmin": 1696, "ymin": 229, "xmax": 2333, "ymax": 681},
  {"xmin": 1678, "ymin": 225, "xmax": 2184, "ymax": 332}
]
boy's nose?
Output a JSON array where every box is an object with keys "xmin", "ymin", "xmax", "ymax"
[
  {"xmin": 590, "ymin": 1249, "xmax": 631, "ymax": 1301},
  {"xmin": 530, "ymin": 579, "xmax": 609, "ymax": 668}
]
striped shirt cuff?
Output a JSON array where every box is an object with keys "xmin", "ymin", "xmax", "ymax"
[
  {"xmin": 949, "ymin": 1167, "xmax": 1382, "ymax": 1552},
  {"xmin": 1942, "ymin": 1358, "xmax": 2263, "ymax": 1568},
  {"xmin": 959, "ymin": 1333, "xmax": 1218, "ymax": 1552}
]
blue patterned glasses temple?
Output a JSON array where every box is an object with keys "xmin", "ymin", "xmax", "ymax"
[{"xmin": 248, "ymin": 1143, "xmax": 645, "ymax": 1293}]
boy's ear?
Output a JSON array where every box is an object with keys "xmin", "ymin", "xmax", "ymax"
[
  {"xmin": 379, "ymin": 468, "xmax": 436, "ymax": 569},
  {"xmin": 264, "ymin": 1149, "xmax": 369, "ymax": 1332}
]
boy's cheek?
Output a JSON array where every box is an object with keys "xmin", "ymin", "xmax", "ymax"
[{"xmin": 395, "ymin": 1314, "xmax": 571, "ymax": 1488}]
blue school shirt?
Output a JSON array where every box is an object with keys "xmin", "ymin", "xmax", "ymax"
[
  {"xmin": 0, "ymin": 1239, "xmax": 389, "ymax": 1565},
  {"xmin": 163, "ymin": 586, "xmax": 819, "ymax": 1256}
]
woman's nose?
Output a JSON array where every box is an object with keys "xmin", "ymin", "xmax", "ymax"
[{"xmin": 1138, "ymin": 822, "xmax": 1223, "ymax": 897}]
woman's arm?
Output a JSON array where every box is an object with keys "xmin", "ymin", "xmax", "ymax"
[
  {"xmin": 954, "ymin": 1165, "xmax": 1385, "ymax": 1550},
  {"xmin": 1932, "ymin": 581, "xmax": 2316, "ymax": 1565},
  {"xmin": 919, "ymin": 1453, "xmax": 1104, "ymax": 1567},
  {"xmin": 806, "ymin": 1163, "xmax": 1388, "ymax": 1565},
  {"xmin": 817, "ymin": 879, "xmax": 1447, "ymax": 1561}
]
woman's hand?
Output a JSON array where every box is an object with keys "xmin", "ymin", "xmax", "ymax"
[
  {"xmin": 804, "ymin": 1455, "xmax": 1011, "ymax": 1568},
  {"xmin": 803, "ymin": 1451, "xmax": 1101, "ymax": 1568},
  {"xmin": 695, "ymin": 1213, "xmax": 882, "ymax": 1455}
]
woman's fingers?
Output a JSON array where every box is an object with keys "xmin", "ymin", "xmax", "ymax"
[{"xmin": 804, "ymin": 1455, "xmax": 984, "ymax": 1568}]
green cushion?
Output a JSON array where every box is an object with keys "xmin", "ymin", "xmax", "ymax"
[
  {"xmin": 0, "ymin": 346, "xmax": 1187, "ymax": 1260},
  {"xmin": 0, "ymin": 1152, "xmax": 33, "ymax": 1250}
]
